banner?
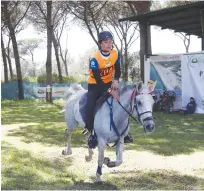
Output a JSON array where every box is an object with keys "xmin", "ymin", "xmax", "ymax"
[
  {"xmin": 181, "ymin": 53, "xmax": 204, "ymax": 114},
  {"xmin": 148, "ymin": 54, "xmax": 182, "ymax": 110},
  {"xmin": 149, "ymin": 54, "xmax": 181, "ymax": 90},
  {"xmin": 33, "ymin": 86, "xmax": 68, "ymax": 98}
]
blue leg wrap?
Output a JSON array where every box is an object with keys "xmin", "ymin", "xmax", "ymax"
[{"xmin": 97, "ymin": 165, "xmax": 102, "ymax": 175}]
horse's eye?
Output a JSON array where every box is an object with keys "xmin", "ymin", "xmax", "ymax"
[{"xmin": 137, "ymin": 101, "xmax": 142, "ymax": 106}]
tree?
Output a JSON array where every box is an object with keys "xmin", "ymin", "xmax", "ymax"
[
  {"xmin": 104, "ymin": 1, "xmax": 139, "ymax": 81},
  {"xmin": 18, "ymin": 38, "xmax": 41, "ymax": 76},
  {"xmin": 1, "ymin": 31, "xmax": 8, "ymax": 82},
  {"xmin": 174, "ymin": 32, "xmax": 191, "ymax": 53},
  {"xmin": 27, "ymin": 1, "xmax": 67, "ymax": 83},
  {"xmin": 66, "ymin": 1, "xmax": 107, "ymax": 47},
  {"xmin": 79, "ymin": 46, "xmax": 98, "ymax": 76},
  {"xmin": 128, "ymin": 52, "xmax": 140, "ymax": 82},
  {"xmin": 55, "ymin": 15, "xmax": 69, "ymax": 76},
  {"xmin": 46, "ymin": 1, "xmax": 53, "ymax": 102},
  {"xmin": 5, "ymin": 36, "xmax": 14, "ymax": 80},
  {"xmin": 126, "ymin": 1, "xmax": 152, "ymax": 82},
  {"xmin": 2, "ymin": 1, "xmax": 31, "ymax": 99},
  {"xmin": 164, "ymin": 1, "xmax": 194, "ymax": 53}
]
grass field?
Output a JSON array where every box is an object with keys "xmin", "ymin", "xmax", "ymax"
[{"xmin": 1, "ymin": 99, "xmax": 204, "ymax": 190}]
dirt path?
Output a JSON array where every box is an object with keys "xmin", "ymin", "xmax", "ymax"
[{"xmin": 2, "ymin": 124, "xmax": 204, "ymax": 180}]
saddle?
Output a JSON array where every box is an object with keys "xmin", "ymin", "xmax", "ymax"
[
  {"xmin": 79, "ymin": 89, "xmax": 119, "ymax": 123},
  {"xmin": 79, "ymin": 91, "xmax": 109, "ymax": 123}
]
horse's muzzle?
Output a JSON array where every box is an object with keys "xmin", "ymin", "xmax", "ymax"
[{"xmin": 144, "ymin": 123, "xmax": 155, "ymax": 133}]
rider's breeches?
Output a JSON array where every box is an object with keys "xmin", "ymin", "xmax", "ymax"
[{"xmin": 86, "ymin": 82, "xmax": 111, "ymax": 132}]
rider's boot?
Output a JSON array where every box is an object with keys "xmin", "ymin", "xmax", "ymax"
[
  {"xmin": 83, "ymin": 124, "xmax": 98, "ymax": 149},
  {"xmin": 124, "ymin": 133, "xmax": 133, "ymax": 143}
]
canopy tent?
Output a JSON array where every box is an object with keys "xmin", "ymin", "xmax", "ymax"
[
  {"xmin": 119, "ymin": 2, "xmax": 204, "ymax": 81},
  {"xmin": 119, "ymin": 2, "xmax": 204, "ymax": 38},
  {"xmin": 119, "ymin": 2, "xmax": 204, "ymax": 113}
]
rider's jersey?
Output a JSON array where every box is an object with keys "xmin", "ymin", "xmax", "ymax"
[{"xmin": 88, "ymin": 49, "xmax": 120, "ymax": 84}]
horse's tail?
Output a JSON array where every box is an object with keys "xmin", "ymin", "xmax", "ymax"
[
  {"xmin": 63, "ymin": 83, "xmax": 85, "ymax": 100},
  {"xmin": 60, "ymin": 83, "xmax": 85, "ymax": 114}
]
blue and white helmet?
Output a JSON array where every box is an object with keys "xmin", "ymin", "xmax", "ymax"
[{"xmin": 98, "ymin": 31, "xmax": 113, "ymax": 42}]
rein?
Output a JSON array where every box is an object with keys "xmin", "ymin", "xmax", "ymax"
[
  {"xmin": 117, "ymin": 88, "xmax": 153, "ymax": 125},
  {"xmin": 106, "ymin": 87, "xmax": 154, "ymax": 147}
]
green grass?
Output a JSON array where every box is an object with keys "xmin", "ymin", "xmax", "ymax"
[
  {"xmin": 1, "ymin": 141, "xmax": 77, "ymax": 190},
  {"xmin": 1, "ymin": 99, "xmax": 204, "ymax": 190},
  {"xmin": 126, "ymin": 112, "xmax": 204, "ymax": 156}
]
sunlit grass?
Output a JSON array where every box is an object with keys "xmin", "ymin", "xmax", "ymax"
[
  {"xmin": 1, "ymin": 99, "xmax": 204, "ymax": 190},
  {"xmin": 125, "ymin": 112, "xmax": 204, "ymax": 156},
  {"xmin": 1, "ymin": 141, "xmax": 76, "ymax": 190}
]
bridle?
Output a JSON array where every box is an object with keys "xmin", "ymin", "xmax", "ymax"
[
  {"xmin": 130, "ymin": 88, "xmax": 153, "ymax": 124},
  {"xmin": 117, "ymin": 87, "xmax": 153, "ymax": 126}
]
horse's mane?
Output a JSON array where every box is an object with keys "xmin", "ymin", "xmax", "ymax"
[{"xmin": 119, "ymin": 84, "xmax": 136, "ymax": 95}]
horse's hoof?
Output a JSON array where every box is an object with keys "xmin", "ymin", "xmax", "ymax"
[
  {"xmin": 95, "ymin": 180, "xmax": 103, "ymax": 185},
  {"xmin": 62, "ymin": 149, "xmax": 72, "ymax": 155},
  {"xmin": 85, "ymin": 155, "xmax": 92, "ymax": 162},
  {"xmin": 103, "ymin": 157, "xmax": 110, "ymax": 165},
  {"xmin": 62, "ymin": 150, "xmax": 66, "ymax": 155}
]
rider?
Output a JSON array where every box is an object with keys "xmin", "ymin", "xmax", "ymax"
[{"xmin": 85, "ymin": 31, "xmax": 133, "ymax": 144}]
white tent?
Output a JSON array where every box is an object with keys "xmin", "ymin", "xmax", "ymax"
[{"xmin": 145, "ymin": 51, "xmax": 204, "ymax": 114}]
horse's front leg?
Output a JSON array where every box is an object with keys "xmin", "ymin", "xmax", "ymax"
[
  {"xmin": 104, "ymin": 138, "xmax": 124, "ymax": 168},
  {"xmin": 96, "ymin": 139, "xmax": 106, "ymax": 183},
  {"xmin": 62, "ymin": 128, "xmax": 74, "ymax": 155}
]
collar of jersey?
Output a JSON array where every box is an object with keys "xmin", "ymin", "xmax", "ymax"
[{"xmin": 100, "ymin": 50, "xmax": 110, "ymax": 58}]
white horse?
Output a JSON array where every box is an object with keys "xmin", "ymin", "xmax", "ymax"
[{"xmin": 62, "ymin": 81, "xmax": 156, "ymax": 183}]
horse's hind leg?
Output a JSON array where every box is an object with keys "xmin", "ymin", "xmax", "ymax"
[
  {"xmin": 62, "ymin": 128, "xmax": 75, "ymax": 155},
  {"xmin": 104, "ymin": 138, "xmax": 124, "ymax": 168}
]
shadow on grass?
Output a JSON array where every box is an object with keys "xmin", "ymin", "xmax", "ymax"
[
  {"xmin": 2, "ymin": 142, "xmax": 204, "ymax": 190},
  {"xmin": 2, "ymin": 104, "xmax": 64, "ymax": 124},
  {"xmin": 69, "ymin": 180, "xmax": 118, "ymax": 190},
  {"xmin": 104, "ymin": 169, "xmax": 204, "ymax": 190},
  {"xmin": 1, "ymin": 141, "xmax": 76, "ymax": 190},
  {"xmin": 2, "ymin": 101, "xmax": 204, "ymax": 156},
  {"xmin": 7, "ymin": 122, "xmax": 87, "ymax": 147},
  {"xmin": 1, "ymin": 141, "xmax": 118, "ymax": 190},
  {"xmin": 125, "ymin": 112, "xmax": 204, "ymax": 156}
]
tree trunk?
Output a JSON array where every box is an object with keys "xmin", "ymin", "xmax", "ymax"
[
  {"xmin": 1, "ymin": 32, "xmax": 9, "ymax": 83},
  {"xmin": 139, "ymin": 22, "xmax": 146, "ymax": 82},
  {"xmin": 6, "ymin": 52, "xmax": 14, "ymax": 80},
  {"xmin": 6, "ymin": 38, "xmax": 14, "ymax": 80},
  {"xmin": 46, "ymin": 1, "xmax": 53, "ymax": 103},
  {"xmin": 126, "ymin": 1, "xmax": 152, "ymax": 82},
  {"xmin": 124, "ymin": 38, "xmax": 128, "ymax": 82},
  {"xmin": 120, "ymin": 48, "xmax": 125, "ymax": 80},
  {"xmin": 59, "ymin": 44, "xmax": 68, "ymax": 76},
  {"xmin": 64, "ymin": 58, "xmax": 68, "ymax": 76},
  {"xmin": 10, "ymin": 27, "xmax": 24, "ymax": 99},
  {"xmin": 3, "ymin": 2, "xmax": 24, "ymax": 99},
  {"xmin": 30, "ymin": 52, "xmax": 36, "ymax": 77},
  {"xmin": 53, "ymin": 31, "xmax": 63, "ymax": 82}
]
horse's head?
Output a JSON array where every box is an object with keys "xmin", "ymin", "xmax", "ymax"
[{"xmin": 132, "ymin": 81, "xmax": 157, "ymax": 133}]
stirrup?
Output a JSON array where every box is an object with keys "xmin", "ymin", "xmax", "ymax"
[
  {"xmin": 124, "ymin": 134, "xmax": 133, "ymax": 143},
  {"xmin": 88, "ymin": 134, "xmax": 98, "ymax": 149},
  {"xmin": 82, "ymin": 129, "xmax": 89, "ymax": 136}
]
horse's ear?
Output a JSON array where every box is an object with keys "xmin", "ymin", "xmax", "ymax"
[
  {"xmin": 137, "ymin": 81, "xmax": 143, "ymax": 92},
  {"xmin": 148, "ymin": 80, "xmax": 157, "ymax": 93}
]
